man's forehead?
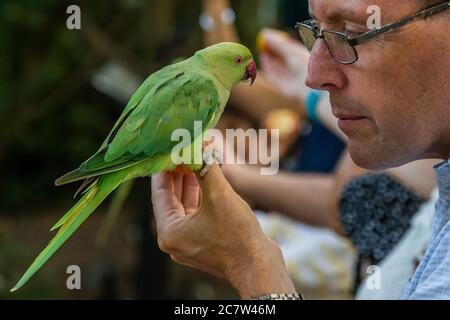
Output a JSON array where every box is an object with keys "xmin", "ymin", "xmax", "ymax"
[{"xmin": 308, "ymin": 0, "xmax": 415, "ymax": 22}]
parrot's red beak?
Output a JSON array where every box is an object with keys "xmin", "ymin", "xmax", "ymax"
[{"xmin": 242, "ymin": 59, "xmax": 257, "ymax": 85}]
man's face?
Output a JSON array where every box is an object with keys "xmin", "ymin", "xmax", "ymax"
[{"xmin": 306, "ymin": 0, "xmax": 450, "ymax": 170}]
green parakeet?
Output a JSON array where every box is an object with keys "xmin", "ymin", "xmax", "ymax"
[{"xmin": 11, "ymin": 42, "xmax": 257, "ymax": 291}]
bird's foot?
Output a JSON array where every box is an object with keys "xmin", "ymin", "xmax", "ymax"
[{"xmin": 198, "ymin": 138, "xmax": 222, "ymax": 179}]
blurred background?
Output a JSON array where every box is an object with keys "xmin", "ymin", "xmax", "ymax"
[
  {"xmin": 1, "ymin": 0, "xmax": 439, "ymax": 301},
  {"xmin": 0, "ymin": 0, "xmax": 315, "ymax": 299}
]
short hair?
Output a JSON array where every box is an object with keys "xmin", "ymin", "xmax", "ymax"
[
  {"xmin": 422, "ymin": 0, "xmax": 446, "ymax": 7},
  {"xmin": 420, "ymin": 0, "xmax": 449, "ymax": 19}
]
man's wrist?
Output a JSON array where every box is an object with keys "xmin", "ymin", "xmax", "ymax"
[{"xmin": 226, "ymin": 238, "xmax": 296, "ymax": 299}]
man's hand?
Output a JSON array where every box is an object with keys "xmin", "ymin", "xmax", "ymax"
[{"xmin": 151, "ymin": 164, "xmax": 296, "ymax": 299}]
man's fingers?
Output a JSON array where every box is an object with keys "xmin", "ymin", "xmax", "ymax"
[
  {"xmin": 181, "ymin": 173, "xmax": 200, "ymax": 213},
  {"xmin": 151, "ymin": 171, "xmax": 174, "ymax": 193},
  {"xmin": 173, "ymin": 172, "xmax": 184, "ymax": 200},
  {"xmin": 152, "ymin": 187, "xmax": 183, "ymax": 220},
  {"xmin": 151, "ymin": 173, "xmax": 184, "ymax": 223}
]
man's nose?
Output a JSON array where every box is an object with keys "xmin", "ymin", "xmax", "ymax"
[{"xmin": 305, "ymin": 39, "xmax": 348, "ymax": 91}]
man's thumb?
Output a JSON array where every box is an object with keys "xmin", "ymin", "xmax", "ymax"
[{"xmin": 196, "ymin": 164, "xmax": 232, "ymax": 197}]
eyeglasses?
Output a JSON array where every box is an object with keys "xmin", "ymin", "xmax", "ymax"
[{"xmin": 295, "ymin": 1, "xmax": 450, "ymax": 65}]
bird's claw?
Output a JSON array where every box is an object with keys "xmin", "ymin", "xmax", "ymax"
[{"xmin": 199, "ymin": 138, "xmax": 222, "ymax": 178}]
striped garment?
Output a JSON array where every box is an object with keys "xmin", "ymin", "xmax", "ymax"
[{"xmin": 401, "ymin": 159, "xmax": 450, "ymax": 299}]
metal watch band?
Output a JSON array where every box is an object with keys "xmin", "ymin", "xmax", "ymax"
[{"xmin": 252, "ymin": 293, "xmax": 304, "ymax": 300}]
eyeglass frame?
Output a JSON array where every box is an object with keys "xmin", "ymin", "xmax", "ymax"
[{"xmin": 295, "ymin": 1, "xmax": 450, "ymax": 64}]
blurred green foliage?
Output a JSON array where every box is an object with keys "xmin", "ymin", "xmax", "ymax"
[
  {"xmin": 0, "ymin": 0, "xmax": 287, "ymax": 299},
  {"xmin": 0, "ymin": 0, "xmax": 268, "ymax": 213},
  {"xmin": 0, "ymin": 234, "xmax": 60, "ymax": 299}
]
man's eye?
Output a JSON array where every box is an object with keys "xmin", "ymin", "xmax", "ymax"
[
  {"xmin": 344, "ymin": 28, "xmax": 364, "ymax": 37},
  {"xmin": 311, "ymin": 20, "xmax": 320, "ymax": 30}
]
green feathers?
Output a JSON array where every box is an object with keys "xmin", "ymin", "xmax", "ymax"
[
  {"xmin": 11, "ymin": 176, "xmax": 119, "ymax": 292},
  {"xmin": 12, "ymin": 42, "xmax": 254, "ymax": 291}
]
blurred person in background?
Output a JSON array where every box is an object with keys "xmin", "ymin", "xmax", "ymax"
[
  {"xmin": 186, "ymin": 0, "xmax": 440, "ymax": 299},
  {"xmin": 356, "ymin": 187, "xmax": 439, "ymax": 299},
  {"xmin": 152, "ymin": 0, "xmax": 450, "ymax": 300},
  {"xmin": 199, "ymin": 0, "xmax": 354, "ymax": 299},
  {"xmin": 202, "ymin": 0, "xmax": 346, "ymax": 173},
  {"xmin": 2, "ymin": 0, "xmax": 446, "ymax": 300}
]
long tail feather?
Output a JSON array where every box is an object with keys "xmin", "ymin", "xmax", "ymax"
[
  {"xmin": 50, "ymin": 181, "xmax": 99, "ymax": 231},
  {"xmin": 11, "ymin": 174, "xmax": 121, "ymax": 292},
  {"xmin": 95, "ymin": 180, "xmax": 134, "ymax": 247}
]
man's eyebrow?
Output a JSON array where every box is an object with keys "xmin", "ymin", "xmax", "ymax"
[{"xmin": 309, "ymin": 7, "xmax": 367, "ymax": 24}]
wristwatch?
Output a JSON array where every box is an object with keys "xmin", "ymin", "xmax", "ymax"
[{"xmin": 252, "ymin": 293, "xmax": 304, "ymax": 300}]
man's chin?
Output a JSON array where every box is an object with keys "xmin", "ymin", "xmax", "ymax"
[{"xmin": 347, "ymin": 141, "xmax": 400, "ymax": 171}]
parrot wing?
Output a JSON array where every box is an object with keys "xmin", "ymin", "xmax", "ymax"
[{"xmin": 55, "ymin": 68, "xmax": 223, "ymax": 186}]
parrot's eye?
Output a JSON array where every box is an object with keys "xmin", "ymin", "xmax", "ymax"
[{"xmin": 234, "ymin": 55, "xmax": 243, "ymax": 65}]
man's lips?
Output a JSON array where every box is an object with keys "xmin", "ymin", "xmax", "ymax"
[
  {"xmin": 337, "ymin": 115, "xmax": 366, "ymax": 121},
  {"xmin": 336, "ymin": 115, "xmax": 368, "ymax": 133},
  {"xmin": 333, "ymin": 109, "xmax": 365, "ymax": 119},
  {"xmin": 332, "ymin": 100, "xmax": 369, "ymax": 133},
  {"xmin": 333, "ymin": 109, "xmax": 367, "ymax": 121}
]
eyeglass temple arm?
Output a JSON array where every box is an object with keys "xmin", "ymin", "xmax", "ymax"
[{"xmin": 348, "ymin": 1, "xmax": 450, "ymax": 46}]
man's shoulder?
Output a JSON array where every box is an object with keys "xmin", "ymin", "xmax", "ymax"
[{"xmin": 404, "ymin": 217, "xmax": 450, "ymax": 299}]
